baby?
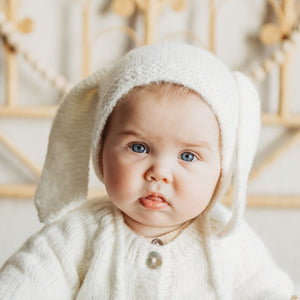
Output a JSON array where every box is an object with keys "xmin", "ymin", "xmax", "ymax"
[
  {"xmin": 0, "ymin": 43, "xmax": 297, "ymax": 299},
  {"xmin": 101, "ymin": 82, "xmax": 221, "ymax": 238}
]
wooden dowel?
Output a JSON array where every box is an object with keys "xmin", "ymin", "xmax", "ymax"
[
  {"xmin": 4, "ymin": 44, "xmax": 18, "ymax": 107},
  {"xmin": 0, "ymin": 184, "xmax": 37, "ymax": 198},
  {"xmin": 0, "ymin": 1, "xmax": 8, "ymax": 13},
  {"xmin": 281, "ymin": 0, "xmax": 295, "ymax": 36},
  {"xmin": 268, "ymin": 0, "xmax": 284, "ymax": 27},
  {"xmin": 95, "ymin": 26, "xmax": 143, "ymax": 47},
  {"xmin": 81, "ymin": 0, "xmax": 91, "ymax": 78},
  {"xmin": 4, "ymin": 0, "xmax": 18, "ymax": 107},
  {"xmin": 0, "ymin": 134, "xmax": 41, "ymax": 176},
  {"xmin": 87, "ymin": 188, "xmax": 107, "ymax": 199},
  {"xmin": 249, "ymin": 129, "xmax": 300, "ymax": 181},
  {"xmin": 278, "ymin": 0, "xmax": 296, "ymax": 117},
  {"xmin": 0, "ymin": 185, "xmax": 107, "ymax": 199},
  {"xmin": 222, "ymin": 194, "xmax": 300, "ymax": 208},
  {"xmin": 209, "ymin": 0, "xmax": 216, "ymax": 53},
  {"xmin": 278, "ymin": 54, "xmax": 291, "ymax": 117},
  {"xmin": 144, "ymin": 0, "xmax": 159, "ymax": 44},
  {"xmin": 0, "ymin": 105, "xmax": 57, "ymax": 118},
  {"xmin": 262, "ymin": 113, "xmax": 300, "ymax": 127},
  {"xmin": 162, "ymin": 30, "xmax": 206, "ymax": 47}
]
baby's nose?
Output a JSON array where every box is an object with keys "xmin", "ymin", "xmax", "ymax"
[{"xmin": 144, "ymin": 160, "xmax": 173, "ymax": 184}]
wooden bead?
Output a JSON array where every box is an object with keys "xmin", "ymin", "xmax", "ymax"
[
  {"xmin": 281, "ymin": 39, "xmax": 294, "ymax": 52},
  {"xmin": 272, "ymin": 50, "xmax": 285, "ymax": 64},
  {"xmin": 31, "ymin": 59, "xmax": 41, "ymax": 71},
  {"xmin": 0, "ymin": 22, "xmax": 14, "ymax": 36},
  {"xmin": 65, "ymin": 83, "xmax": 74, "ymax": 93},
  {"xmin": 54, "ymin": 76, "xmax": 67, "ymax": 90},
  {"xmin": 262, "ymin": 58, "xmax": 276, "ymax": 73},
  {"xmin": 18, "ymin": 17, "xmax": 34, "ymax": 34},
  {"xmin": 35, "ymin": 62, "xmax": 46, "ymax": 73},
  {"xmin": 6, "ymin": 32, "xmax": 20, "ymax": 47},
  {"xmin": 111, "ymin": 0, "xmax": 135, "ymax": 17},
  {"xmin": 14, "ymin": 41, "xmax": 25, "ymax": 53},
  {"xmin": 259, "ymin": 23, "xmax": 281, "ymax": 45},
  {"xmin": 0, "ymin": 12, "xmax": 5, "ymax": 25},
  {"xmin": 290, "ymin": 31, "xmax": 300, "ymax": 43},
  {"xmin": 172, "ymin": 0, "xmax": 187, "ymax": 11},
  {"xmin": 43, "ymin": 69, "xmax": 57, "ymax": 81},
  {"xmin": 23, "ymin": 50, "xmax": 35, "ymax": 63},
  {"xmin": 252, "ymin": 67, "xmax": 266, "ymax": 81}
]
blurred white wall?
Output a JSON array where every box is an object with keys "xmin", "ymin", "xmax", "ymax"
[{"xmin": 0, "ymin": 0, "xmax": 299, "ymax": 292}]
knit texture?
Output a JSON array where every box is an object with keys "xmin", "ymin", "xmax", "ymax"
[
  {"xmin": 34, "ymin": 69, "xmax": 109, "ymax": 222},
  {"xmin": 0, "ymin": 198, "xmax": 294, "ymax": 299},
  {"xmin": 91, "ymin": 43, "xmax": 241, "ymax": 215},
  {"xmin": 23, "ymin": 42, "xmax": 295, "ymax": 298},
  {"xmin": 34, "ymin": 43, "xmax": 260, "ymax": 237}
]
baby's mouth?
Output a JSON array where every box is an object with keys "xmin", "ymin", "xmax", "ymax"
[{"xmin": 139, "ymin": 193, "xmax": 169, "ymax": 210}]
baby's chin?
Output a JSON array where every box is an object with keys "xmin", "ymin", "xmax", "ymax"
[{"xmin": 121, "ymin": 212, "xmax": 189, "ymax": 237}]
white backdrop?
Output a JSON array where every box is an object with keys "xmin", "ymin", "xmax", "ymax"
[{"xmin": 0, "ymin": 0, "xmax": 299, "ymax": 291}]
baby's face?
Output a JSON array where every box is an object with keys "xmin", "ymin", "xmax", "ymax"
[{"xmin": 101, "ymin": 87, "xmax": 221, "ymax": 236}]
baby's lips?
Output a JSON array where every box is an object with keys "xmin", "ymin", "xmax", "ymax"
[
  {"xmin": 145, "ymin": 195, "xmax": 165, "ymax": 202},
  {"xmin": 139, "ymin": 193, "xmax": 169, "ymax": 210},
  {"xmin": 144, "ymin": 192, "xmax": 168, "ymax": 203}
]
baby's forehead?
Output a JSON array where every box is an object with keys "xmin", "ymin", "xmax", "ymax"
[
  {"xmin": 106, "ymin": 82, "xmax": 221, "ymax": 148},
  {"xmin": 107, "ymin": 82, "xmax": 220, "ymax": 135},
  {"xmin": 112, "ymin": 82, "xmax": 206, "ymax": 115},
  {"xmin": 123, "ymin": 81, "xmax": 202, "ymax": 101},
  {"xmin": 112, "ymin": 82, "xmax": 217, "ymax": 121}
]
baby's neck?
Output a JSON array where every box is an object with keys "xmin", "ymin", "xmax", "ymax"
[{"xmin": 122, "ymin": 212, "xmax": 189, "ymax": 238}]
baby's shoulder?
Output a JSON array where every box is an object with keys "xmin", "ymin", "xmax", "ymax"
[
  {"xmin": 202, "ymin": 203, "xmax": 232, "ymax": 234},
  {"xmin": 40, "ymin": 196, "xmax": 116, "ymax": 240},
  {"xmin": 207, "ymin": 203, "xmax": 264, "ymax": 245},
  {"xmin": 62, "ymin": 195, "xmax": 115, "ymax": 225}
]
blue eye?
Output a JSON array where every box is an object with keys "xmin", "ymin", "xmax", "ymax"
[
  {"xmin": 180, "ymin": 152, "xmax": 197, "ymax": 162},
  {"xmin": 130, "ymin": 143, "xmax": 147, "ymax": 154}
]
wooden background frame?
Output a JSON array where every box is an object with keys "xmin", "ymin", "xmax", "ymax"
[{"xmin": 0, "ymin": 0, "xmax": 299, "ymax": 207}]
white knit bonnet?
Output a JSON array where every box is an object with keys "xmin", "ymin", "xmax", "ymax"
[{"xmin": 35, "ymin": 42, "xmax": 260, "ymax": 236}]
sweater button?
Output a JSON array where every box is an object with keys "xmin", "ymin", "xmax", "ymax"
[{"xmin": 146, "ymin": 251, "xmax": 162, "ymax": 269}]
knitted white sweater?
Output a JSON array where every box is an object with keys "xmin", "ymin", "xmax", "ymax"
[{"xmin": 0, "ymin": 197, "xmax": 294, "ymax": 300}]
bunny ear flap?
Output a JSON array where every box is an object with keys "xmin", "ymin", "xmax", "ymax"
[
  {"xmin": 218, "ymin": 72, "xmax": 261, "ymax": 237},
  {"xmin": 35, "ymin": 70, "xmax": 107, "ymax": 224}
]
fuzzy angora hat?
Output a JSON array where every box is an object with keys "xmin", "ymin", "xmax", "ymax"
[{"xmin": 35, "ymin": 43, "xmax": 260, "ymax": 236}]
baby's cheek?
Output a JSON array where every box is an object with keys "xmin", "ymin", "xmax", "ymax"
[
  {"xmin": 108, "ymin": 165, "xmax": 136, "ymax": 199},
  {"xmin": 180, "ymin": 169, "xmax": 216, "ymax": 198}
]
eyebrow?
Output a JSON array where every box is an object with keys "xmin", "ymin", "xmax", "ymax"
[
  {"xmin": 118, "ymin": 130, "xmax": 214, "ymax": 151},
  {"xmin": 117, "ymin": 130, "xmax": 145, "ymax": 139},
  {"xmin": 180, "ymin": 142, "xmax": 213, "ymax": 152}
]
